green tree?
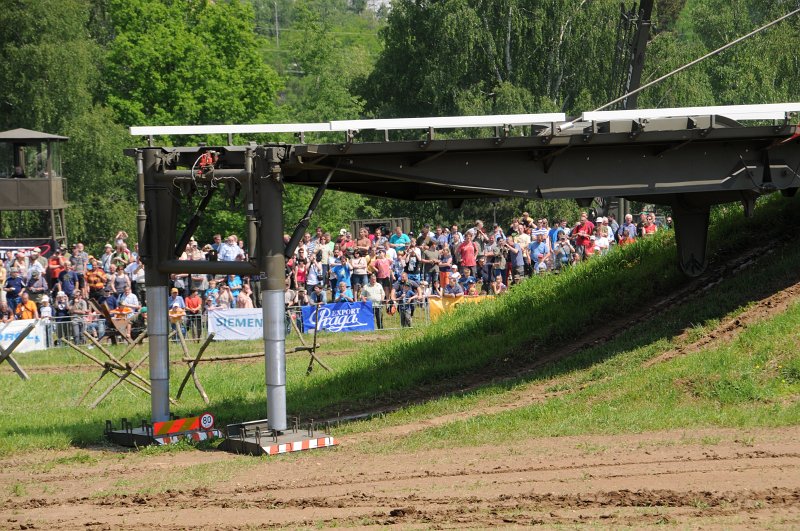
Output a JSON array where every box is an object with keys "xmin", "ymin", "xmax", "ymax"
[
  {"xmin": 680, "ymin": 0, "xmax": 800, "ymax": 105},
  {"xmin": 0, "ymin": 0, "xmax": 97, "ymax": 133},
  {"xmin": 0, "ymin": 0, "xmax": 135, "ymax": 250},
  {"xmin": 362, "ymin": 0, "xmax": 620, "ymax": 118},
  {"xmin": 281, "ymin": 3, "xmax": 368, "ymax": 124},
  {"xmin": 101, "ymin": 0, "xmax": 283, "ymax": 127}
]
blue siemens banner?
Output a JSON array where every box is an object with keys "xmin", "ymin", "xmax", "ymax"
[{"xmin": 301, "ymin": 302, "xmax": 375, "ymax": 333}]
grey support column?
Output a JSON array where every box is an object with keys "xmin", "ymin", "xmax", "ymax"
[
  {"xmin": 140, "ymin": 148, "xmax": 174, "ymax": 423},
  {"xmin": 147, "ymin": 285, "xmax": 170, "ymax": 421},
  {"xmin": 258, "ymin": 148, "xmax": 288, "ymax": 432}
]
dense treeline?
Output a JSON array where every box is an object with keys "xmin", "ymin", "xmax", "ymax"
[{"xmin": 1, "ymin": 0, "xmax": 798, "ymax": 247}]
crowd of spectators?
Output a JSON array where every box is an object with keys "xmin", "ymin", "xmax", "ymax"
[
  {"xmin": 0, "ymin": 230, "xmax": 260, "ymax": 346},
  {"xmin": 0, "ymin": 210, "xmax": 670, "ymax": 345},
  {"xmin": 283, "ymin": 211, "xmax": 671, "ymax": 328}
]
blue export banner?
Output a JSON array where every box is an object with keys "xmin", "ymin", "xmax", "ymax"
[{"xmin": 301, "ymin": 302, "xmax": 375, "ymax": 333}]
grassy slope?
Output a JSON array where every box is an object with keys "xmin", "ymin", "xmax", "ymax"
[
  {"xmin": 1, "ymin": 194, "xmax": 799, "ymax": 455},
  {"xmin": 367, "ymin": 242, "xmax": 800, "ymax": 451}
]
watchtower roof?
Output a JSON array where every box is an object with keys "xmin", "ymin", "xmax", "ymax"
[{"xmin": 0, "ymin": 128, "xmax": 68, "ymax": 142}]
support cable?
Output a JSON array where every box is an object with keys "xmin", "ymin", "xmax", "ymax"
[
  {"xmin": 597, "ymin": 6, "xmax": 800, "ymax": 113},
  {"xmin": 556, "ymin": 6, "xmax": 800, "ymax": 131}
]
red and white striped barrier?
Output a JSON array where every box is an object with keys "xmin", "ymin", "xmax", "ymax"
[{"xmin": 264, "ymin": 436, "xmax": 338, "ymax": 455}]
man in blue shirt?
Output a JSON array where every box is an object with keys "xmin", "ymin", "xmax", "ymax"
[
  {"xmin": 57, "ymin": 263, "xmax": 79, "ymax": 300},
  {"xmin": 443, "ymin": 276, "xmax": 464, "ymax": 297},
  {"xmin": 333, "ymin": 281, "xmax": 354, "ymax": 302},
  {"xmin": 505, "ymin": 235, "xmax": 525, "ymax": 283},
  {"xmin": 3, "ymin": 268, "xmax": 26, "ymax": 314},
  {"xmin": 528, "ymin": 234, "xmax": 550, "ymax": 272},
  {"xmin": 388, "ymin": 226, "xmax": 411, "ymax": 253},
  {"xmin": 99, "ymin": 288, "xmax": 118, "ymax": 310},
  {"xmin": 331, "ymin": 250, "xmax": 352, "ymax": 288},
  {"xmin": 617, "ymin": 214, "xmax": 638, "ymax": 241},
  {"xmin": 167, "ymin": 287, "xmax": 186, "ymax": 309}
]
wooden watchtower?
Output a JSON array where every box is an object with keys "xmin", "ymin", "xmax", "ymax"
[{"xmin": 0, "ymin": 128, "xmax": 68, "ymax": 248}]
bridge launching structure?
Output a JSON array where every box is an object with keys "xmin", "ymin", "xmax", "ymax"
[{"xmin": 128, "ymin": 103, "xmax": 800, "ymax": 432}]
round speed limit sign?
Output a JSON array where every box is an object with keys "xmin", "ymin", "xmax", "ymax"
[{"xmin": 199, "ymin": 413, "xmax": 215, "ymax": 430}]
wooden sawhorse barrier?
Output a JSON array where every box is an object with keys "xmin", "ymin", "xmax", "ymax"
[
  {"xmin": 174, "ymin": 313, "xmax": 331, "ymax": 404},
  {"xmin": 90, "ymin": 300, "xmax": 135, "ymax": 346},
  {"xmin": 290, "ymin": 307, "xmax": 331, "ymax": 375},
  {"xmin": 175, "ymin": 328, "xmax": 215, "ymax": 404},
  {"xmin": 68, "ymin": 331, "xmax": 178, "ymax": 409},
  {"xmin": 0, "ymin": 321, "xmax": 36, "ymax": 381}
]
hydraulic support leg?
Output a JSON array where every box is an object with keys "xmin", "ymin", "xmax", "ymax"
[
  {"xmin": 672, "ymin": 200, "xmax": 710, "ymax": 277},
  {"xmin": 258, "ymin": 149, "xmax": 288, "ymax": 432},
  {"xmin": 147, "ymin": 285, "xmax": 169, "ymax": 421},
  {"xmin": 141, "ymin": 148, "xmax": 177, "ymax": 423}
]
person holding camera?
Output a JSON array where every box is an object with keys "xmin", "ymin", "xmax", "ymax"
[
  {"xmin": 552, "ymin": 232, "xmax": 575, "ymax": 271},
  {"xmin": 392, "ymin": 278, "xmax": 417, "ymax": 327},
  {"xmin": 306, "ymin": 253, "xmax": 323, "ymax": 291},
  {"xmin": 330, "ymin": 248, "xmax": 352, "ymax": 293},
  {"xmin": 504, "ymin": 234, "xmax": 525, "ymax": 284},
  {"xmin": 405, "ymin": 239, "xmax": 422, "ymax": 282}
]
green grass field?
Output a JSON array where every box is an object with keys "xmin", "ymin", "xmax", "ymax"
[{"xmin": 1, "ymin": 193, "xmax": 799, "ymax": 457}]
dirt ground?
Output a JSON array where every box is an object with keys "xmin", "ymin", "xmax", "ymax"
[
  {"xmin": 0, "ymin": 424, "xmax": 798, "ymax": 529},
  {"xmin": 3, "ymin": 246, "xmax": 800, "ymax": 529}
]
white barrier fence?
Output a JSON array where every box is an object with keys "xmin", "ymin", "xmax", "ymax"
[{"xmin": 0, "ymin": 319, "xmax": 48, "ymax": 353}]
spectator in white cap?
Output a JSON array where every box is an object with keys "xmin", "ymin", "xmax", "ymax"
[
  {"xmin": 594, "ymin": 225, "xmax": 611, "ymax": 255},
  {"xmin": 53, "ymin": 291, "xmax": 71, "ymax": 345},
  {"xmin": 101, "ymin": 243, "xmax": 114, "ymax": 273},
  {"xmin": 29, "ymin": 247, "xmax": 46, "ymax": 275},
  {"xmin": 39, "ymin": 295, "xmax": 52, "ymax": 320}
]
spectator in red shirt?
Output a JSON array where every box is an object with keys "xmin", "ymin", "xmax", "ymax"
[
  {"xmin": 372, "ymin": 248, "xmax": 393, "ymax": 302},
  {"xmin": 458, "ymin": 232, "xmax": 480, "ymax": 277},
  {"xmin": 642, "ymin": 214, "xmax": 658, "ymax": 236},
  {"xmin": 572, "ymin": 212, "xmax": 595, "ymax": 261},
  {"xmin": 184, "ymin": 289, "xmax": 203, "ymax": 339},
  {"xmin": 47, "ymin": 249, "xmax": 67, "ymax": 288}
]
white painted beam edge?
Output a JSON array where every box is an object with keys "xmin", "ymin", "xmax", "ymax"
[
  {"xmin": 130, "ymin": 113, "xmax": 567, "ymax": 137},
  {"xmin": 330, "ymin": 113, "xmax": 566, "ymax": 130},
  {"xmin": 719, "ymin": 112, "xmax": 791, "ymax": 120},
  {"xmin": 582, "ymin": 102, "xmax": 800, "ymax": 121},
  {"xmin": 130, "ymin": 123, "xmax": 332, "ymax": 136}
]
